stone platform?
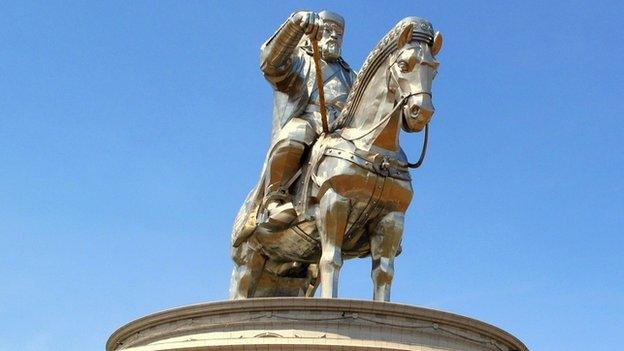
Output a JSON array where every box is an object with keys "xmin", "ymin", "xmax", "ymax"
[{"xmin": 107, "ymin": 298, "xmax": 528, "ymax": 351}]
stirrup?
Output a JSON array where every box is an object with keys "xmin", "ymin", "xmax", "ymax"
[
  {"xmin": 259, "ymin": 202, "xmax": 297, "ymax": 230},
  {"xmin": 263, "ymin": 187, "xmax": 290, "ymax": 205}
]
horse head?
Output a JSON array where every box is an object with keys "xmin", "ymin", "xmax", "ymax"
[{"xmin": 388, "ymin": 21, "xmax": 443, "ymax": 133}]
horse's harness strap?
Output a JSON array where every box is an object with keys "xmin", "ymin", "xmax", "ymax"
[
  {"xmin": 324, "ymin": 147, "xmax": 411, "ymax": 181},
  {"xmin": 339, "ymin": 93, "xmax": 411, "ymax": 141}
]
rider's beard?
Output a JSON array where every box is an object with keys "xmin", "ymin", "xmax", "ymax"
[{"xmin": 321, "ymin": 41, "xmax": 341, "ymax": 62}]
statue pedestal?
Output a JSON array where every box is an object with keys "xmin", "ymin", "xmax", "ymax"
[{"xmin": 107, "ymin": 298, "xmax": 528, "ymax": 351}]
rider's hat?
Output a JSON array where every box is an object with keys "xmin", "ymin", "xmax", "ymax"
[{"xmin": 319, "ymin": 10, "xmax": 345, "ymax": 29}]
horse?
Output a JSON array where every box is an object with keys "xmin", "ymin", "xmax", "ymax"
[{"xmin": 230, "ymin": 17, "xmax": 443, "ymax": 301}]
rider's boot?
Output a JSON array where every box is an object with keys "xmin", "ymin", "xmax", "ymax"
[{"xmin": 261, "ymin": 139, "xmax": 305, "ymax": 227}]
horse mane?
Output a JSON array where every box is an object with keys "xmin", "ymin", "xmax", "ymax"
[{"xmin": 331, "ymin": 17, "xmax": 423, "ymax": 131}]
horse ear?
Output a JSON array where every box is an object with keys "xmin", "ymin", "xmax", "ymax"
[
  {"xmin": 431, "ymin": 31, "xmax": 443, "ymax": 56},
  {"xmin": 397, "ymin": 23, "xmax": 413, "ymax": 49}
]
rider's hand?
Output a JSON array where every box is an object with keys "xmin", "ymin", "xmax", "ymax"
[{"xmin": 291, "ymin": 11, "xmax": 323, "ymax": 41}]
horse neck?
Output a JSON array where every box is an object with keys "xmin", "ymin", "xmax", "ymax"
[
  {"xmin": 341, "ymin": 66, "xmax": 402, "ymax": 154},
  {"xmin": 370, "ymin": 104, "xmax": 401, "ymax": 152}
]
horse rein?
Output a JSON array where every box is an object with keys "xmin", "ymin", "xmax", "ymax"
[{"xmin": 340, "ymin": 92, "xmax": 415, "ymax": 141}]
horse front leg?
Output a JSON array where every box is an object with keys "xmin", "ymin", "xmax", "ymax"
[
  {"xmin": 370, "ymin": 211, "xmax": 404, "ymax": 301},
  {"xmin": 317, "ymin": 188, "xmax": 350, "ymax": 298}
]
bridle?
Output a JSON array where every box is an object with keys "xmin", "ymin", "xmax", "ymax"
[{"xmin": 387, "ymin": 51, "xmax": 431, "ymax": 169}]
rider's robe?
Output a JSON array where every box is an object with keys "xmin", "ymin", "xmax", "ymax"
[{"xmin": 231, "ymin": 44, "xmax": 356, "ymax": 248}]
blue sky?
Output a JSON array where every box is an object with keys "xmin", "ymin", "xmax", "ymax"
[{"xmin": 1, "ymin": 1, "xmax": 622, "ymax": 350}]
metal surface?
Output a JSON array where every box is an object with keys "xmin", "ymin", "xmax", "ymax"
[
  {"xmin": 311, "ymin": 39, "xmax": 329, "ymax": 133},
  {"xmin": 231, "ymin": 14, "xmax": 442, "ymax": 301}
]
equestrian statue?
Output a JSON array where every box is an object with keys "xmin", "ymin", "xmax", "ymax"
[{"xmin": 230, "ymin": 10, "xmax": 443, "ymax": 301}]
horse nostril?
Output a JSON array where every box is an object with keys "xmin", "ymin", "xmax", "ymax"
[{"xmin": 410, "ymin": 105, "xmax": 420, "ymax": 117}]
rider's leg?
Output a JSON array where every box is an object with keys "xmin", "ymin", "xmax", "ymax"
[
  {"xmin": 264, "ymin": 139, "xmax": 306, "ymax": 208},
  {"xmin": 263, "ymin": 117, "xmax": 316, "ymax": 215},
  {"xmin": 369, "ymin": 211, "xmax": 404, "ymax": 301},
  {"xmin": 317, "ymin": 188, "xmax": 350, "ymax": 298}
]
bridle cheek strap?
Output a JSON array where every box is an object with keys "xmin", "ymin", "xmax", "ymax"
[{"xmin": 388, "ymin": 65, "xmax": 430, "ymax": 169}]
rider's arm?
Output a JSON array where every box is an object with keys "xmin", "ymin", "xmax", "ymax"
[{"xmin": 260, "ymin": 12, "xmax": 318, "ymax": 92}]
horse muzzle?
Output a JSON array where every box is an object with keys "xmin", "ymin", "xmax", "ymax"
[{"xmin": 404, "ymin": 93, "xmax": 434, "ymax": 127}]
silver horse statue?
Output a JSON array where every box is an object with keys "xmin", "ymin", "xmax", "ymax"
[{"xmin": 231, "ymin": 17, "xmax": 443, "ymax": 301}]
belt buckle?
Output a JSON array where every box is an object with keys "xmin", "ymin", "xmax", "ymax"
[{"xmin": 373, "ymin": 154, "xmax": 391, "ymax": 176}]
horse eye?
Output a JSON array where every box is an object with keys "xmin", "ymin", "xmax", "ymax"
[{"xmin": 397, "ymin": 61, "xmax": 409, "ymax": 72}]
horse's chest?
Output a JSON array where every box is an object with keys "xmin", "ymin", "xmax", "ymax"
[{"xmin": 316, "ymin": 156, "xmax": 413, "ymax": 213}]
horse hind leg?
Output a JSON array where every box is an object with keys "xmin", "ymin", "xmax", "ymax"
[
  {"xmin": 317, "ymin": 188, "xmax": 350, "ymax": 298},
  {"xmin": 305, "ymin": 263, "xmax": 320, "ymax": 297},
  {"xmin": 229, "ymin": 242, "xmax": 266, "ymax": 299},
  {"xmin": 370, "ymin": 211, "xmax": 404, "ymax": 301}
]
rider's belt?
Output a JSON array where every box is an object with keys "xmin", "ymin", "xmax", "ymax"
[{"xmin": 324, "ymin": 148, "xmax": 411, "ymax": 181}]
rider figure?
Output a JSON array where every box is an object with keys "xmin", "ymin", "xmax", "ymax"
[{"xmin": 260, "ymin": 10, "xmax": 356, "ymax": 222}]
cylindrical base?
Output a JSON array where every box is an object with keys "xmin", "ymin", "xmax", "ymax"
[{"xmin": 107, "ymin": 298, "xmax": 528, "ymax": 351}]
